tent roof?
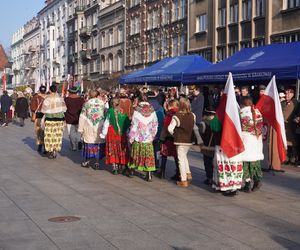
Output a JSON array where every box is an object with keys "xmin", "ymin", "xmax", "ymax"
[
  {"xmin": 120, "ymin": 55, "xmax": 211, "ymax": 85},
  {"xmin": 182, "ymin": 42, "xmax": 300, "ymax": 84}
]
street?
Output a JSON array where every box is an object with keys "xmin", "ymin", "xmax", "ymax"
[{"xmin": 0, "ymin": 122, "xmax": 300, "ymax": 250}]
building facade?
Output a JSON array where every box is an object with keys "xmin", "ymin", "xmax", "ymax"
[
  {"xmin": 98, "ymin": 0, "xmax": 125, "ymax": 85},
  {"xmin": 11, "ymin": 27, "xmax": 25, "ymax": 86},
  {"xmin": 125, "ymin": 0, "xmax": 187, "ymax": 72},
  {"xmin": 38, "ymin": 0, "xmax": 68, "ymax": 86},
  {"xmin": 188, "ymin": 0, "xmax": 300, "ymax": 63},
  {"xmin": 67, "ymin": 0, "xmax": 100, "ymax": 85},
  {"xmin": 23, "ymin": 17, "xmax": 40, "ymax": 90}
]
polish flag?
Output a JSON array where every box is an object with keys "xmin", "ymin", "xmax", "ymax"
[
  {"xmin": 216, "ymin": 73, "xmax": 245, "ymax": 158},
  {"xmin": 256, "ymin": 76, "xmax": 287, "ymax": 162}
]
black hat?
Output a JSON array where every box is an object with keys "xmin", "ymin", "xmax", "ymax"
[
  {"xmin": 68, "ymin": 86, "xmax": 79, "ymax": 94},
  {"xmin": 259, "ymin": 85, "xmax": 266, "ymax": 90},
  {"xmin": 203, "ymin": 108, "xmax": 216, "ymax": 115},
  {"xmin": 39, "ymin": 85, "xmax": 46, "ymax": 92}
]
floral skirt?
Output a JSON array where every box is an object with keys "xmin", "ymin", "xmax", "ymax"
[
  {"xmin": 82, "ymin": 142, "xmax": 105, "ymax": 160},
  {"xmin": 243, "ymin": 161, "xmax": 263, "ymax": 181},
  {"xmin": 213, "ymin": 146, "xmax": 243, "ymax": 191},
  {"xmin": 44, "ymin": 120, "xmax": 64, "ymax": 152},
  {"xmin": 105, "ymin": 125, "xmax": 129, "ymax": 165},
  {"xmin": 128, "ymin": 141, "xmax": 156, "ymax": 172},
  {"xmin": 160, "ymin": 139, "xmax": 177, "ymax": 157}
]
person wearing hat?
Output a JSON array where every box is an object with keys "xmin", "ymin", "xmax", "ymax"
[
  {"xmin": 30, "ymin": 85, "xmax": 47, "ymax": 153},
  {"xmin": 282, "ymin": 87, "xmax": 298, "ymax": 165},
  {"xmin": 199, "ymin": 108, "xmax": 220, "ymax": 186},
  {"xmin": 64, "ymin": 87, "xmax": 85, "ymax": 151}
]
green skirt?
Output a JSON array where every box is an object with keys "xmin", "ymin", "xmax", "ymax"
[
  {"xmin": 243, "ymin": 161, "xmax": 263, "ymax": 181},
  {"xmin": 128, "ymin": 141, "xmax": 156, "ymax": 172}
]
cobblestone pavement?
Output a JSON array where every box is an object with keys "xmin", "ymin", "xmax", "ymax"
[{"xmin": 0, "ymin": 122, "xmax": 299, "ymax": 250}]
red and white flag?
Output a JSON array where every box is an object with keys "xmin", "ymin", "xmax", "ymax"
[
  {"xmin": 216, "ymin": 73, "xmax": 245, "ymax": 158},
  {"xmin": 256, "ymin": 76, "xmax": 287, "ymax": 162}
]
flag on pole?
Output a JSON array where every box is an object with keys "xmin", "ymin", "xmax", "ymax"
[
  {"xmin": 256, "ymin": 76, "xmax": 287, "ymax": 162},
  {"xmin": 216, "ymin": 73, "xmax": 245, "ymax": 158}
]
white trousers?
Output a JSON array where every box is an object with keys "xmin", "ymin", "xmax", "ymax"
[
  {"xmin": 176, "ymin": 145, "xmax": 191, "ymax": 181},
  {"xmin": 66, "ymin": 124, "xmax": 81, "ymax": 150}
]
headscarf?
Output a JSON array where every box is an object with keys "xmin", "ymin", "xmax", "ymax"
[
  {"xmin": 80, "ymin": 98, "xmax": 105, "ymax": 127},
  {"xmin": 105, "ymin": 107, "xmax": 130, "ymax": 136}
]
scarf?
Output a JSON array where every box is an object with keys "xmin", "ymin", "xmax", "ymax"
[
  {"xmin": 136, "ymin": 102, "xmax": 154, "ymax": 117},
  {"xmin": 105, "ymin": 107, "xmax": 130, "ymax": 136},
  {"xmin": 80, "ymin": 98, "xmax": 105, "ymax": 127},
  {"xmin": 164, "ymin": 108, "xmax": 178, "ymax": 127}
]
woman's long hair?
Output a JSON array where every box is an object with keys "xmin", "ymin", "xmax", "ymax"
[
  {"xmin": 178, "ymin": 97, "xmax": 192, "ymax": 114},
  {"xmin": 241, "ymin": 96, "xmax": 259, "ymax": 138}
]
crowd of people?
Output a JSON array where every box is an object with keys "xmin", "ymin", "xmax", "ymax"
[{"xmin": 0, "ymin": 82, "xmax": 299, "ymax": 196}]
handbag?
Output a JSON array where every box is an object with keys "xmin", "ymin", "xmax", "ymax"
[
  {"xmin": 200, "ymin": 133, "xmax": 215, "ymax": 157},
  {"xmin": 31, "ymin": 99, "xmax": 43, "ymax": 122}
]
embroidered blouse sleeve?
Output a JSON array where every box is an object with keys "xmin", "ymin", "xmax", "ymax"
[
  {"xmin": 168, "ymin": 116, "xmax": 178, "ymax": 135},
  {"xmin": 128, "ymin": 111, "xmax": 138, "ymax": 143},
  {"xmin": 150, "ymin": 113, "xmax": 158, "ymax": 139},
  {"xmin": 100, "ymin": 116, "xmax": 110, "ymax": 139}
]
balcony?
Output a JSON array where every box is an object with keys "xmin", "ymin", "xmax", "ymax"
[
  {"xmin": 29, "ymin": 46, "xmax": 36, "ymax": 53},
  {"xmin": 91, "ymin": 48, "xmax": 99, "ymax": 57},
  {"xmin": 68, "ymin": 54, "xmax": 75, "ymax": 63},
  {"xmin": 53, "ymin": 57, "xmax": 60, "ymax": 65},
  {"xmin": 79, "ymin": 27, "xmax": 92, "ymax": 38},
  {"xmin": 68, "ymin": 33, "xmax": 75, "ymax": 41},
  {"xmin": 80, "ymin": 49, "xmax": 91, "ymax": 61},
  {"xmin": 58, "ymin": 35, "xmax": 65, "ymax": 43},
  {"xmin": 75, "ymin": 6, "xmax": 86, "ymax": 14}
]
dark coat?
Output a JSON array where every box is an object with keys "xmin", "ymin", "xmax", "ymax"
[
  {"xmin": 0, "ymin": 95, "xmax": 12, "ymax": 113},
  {"xmin": 15, "ymin": 97, "xmax": 29, "ymax": 118},
  {"xmin": 191, "ymin": 94, "xmax": 204, "ymax": 124}
]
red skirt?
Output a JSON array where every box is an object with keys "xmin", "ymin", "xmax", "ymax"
[
  {"xmin": 105, "ymin": 125, "xmax": 129, "ymax": 165},
  {"xmin": 160, "ymin": 139, "xmax": 177, "ymax": 157}
]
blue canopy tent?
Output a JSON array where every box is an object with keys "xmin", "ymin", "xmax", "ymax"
[
  {"xmin": 120, "ymin": 55, "xmax": 212, "ymax": 86},
  {"xmin": 182, "ymin": 42, "xmax": 300, "ymax": 86}
]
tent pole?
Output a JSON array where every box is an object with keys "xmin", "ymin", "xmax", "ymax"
[{"xmin": 296, "ymin": 79, "xmax": 300, "ymax": 101}]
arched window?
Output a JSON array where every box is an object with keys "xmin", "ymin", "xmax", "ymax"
[
  {"xmin": 116, "ymin": 50, "xmax": 123, "ymax": 71},
  {"xmin": 100, "ymin": 55, "xmax": 105, "ymax": 74},
  {"xmin": 108, "ymin": 53, "xmax": 113, "ymax": 73}
]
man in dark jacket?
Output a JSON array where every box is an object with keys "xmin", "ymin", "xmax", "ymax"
[
  {"xmin": 0, "ymin": 91, "xmax": 12, "ymax": 127},
  {"xmin": 191, "ymin": 87, "xmax": 204, "ymax": 125}
]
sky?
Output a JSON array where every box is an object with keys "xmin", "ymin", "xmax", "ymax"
[{"xmin": 0, "ymin": 0, "xmax": 45, "ymax": 53}]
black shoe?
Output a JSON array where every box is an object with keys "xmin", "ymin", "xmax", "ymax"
[
  {"xmin": 252, "ymin": 180, "xmax": 262, "ymax": 192},
  {"xmin": 223, "ymin": 190, "xmax": 238, "ymax": 197},
  {"xmin": 243, "ymin": 182, "xmax": 251, "ymax": 193},
  {"xmin": 145, "ymin": 172, "xmax": 153, "ymax": 182},
  {"xmin": 127, "ymin": 168, "xmax": 134, "ymax": 178},
  {"xmin": 81, "ymin": 161, "xmax": 90, "ymax": 168},
  {"xmin": 170, "ymin": 173, "xmax": 180, "ymax": 181},
  {"xmin": 203, "ymin": 179, "xmax": 212, "ymax": 185},
  {"xmin": 92, "ymin": 163, "xmax": 100, "ymax": 170},
  {"xmin": 37, "ymin": 145, "xmax": 43, "ymax": 153}
]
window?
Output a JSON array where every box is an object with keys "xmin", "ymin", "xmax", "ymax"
[
  {"xmin": 218, "ymin": 8, "xmax": 226, "ymax": 27},
  {"xmin": 287, "ymin": 0, "xmax": 300, "ymax": 9},
  {"xmin": 256, "ymin": 0, "xmax": 265, "ymax": 17},
  {"xmin": 117, "ymin": 26, "xmax": 123, "ymax": 43},
  {"xmin": 241, "ymin": 41, "xmax": 251, "ymax": 48},
  {"xmin": 108, "ymin": 55, "xmax": 113, "ymax": 73},
  {"xmin": 108, "ymin": 29, "xmax": 113, "ymax": 46},
  {"xmin": 101, "ymin": 56, "xmax": 105, "ymax": 73},
  {"xmin": 180, "ymin": 0, "xmax": 186, "ymax": 19},
  {"xmin": 131, "ymin": 48, "xmax": 136, "ymax": 65},
  {"xmin": 148, "ymin": 42, "xmax": 153, "ymax": 62},
  {"xmin": 217, "ymin": 47, "xmax": 226, "ymax": 61},
  {"xmin": 153, "ymin": 10, "xmax": 158, "ymax": 28},
  {"xmin": 162, "ymin": 6, "xmax": 168, "ymax": 25},
  {"xmin": 147, "ymin": 11, "xmax": 153, "ymax": 30},
  {"xmin": 136, "ymin": 16, "xmax": 140, "ymax": 33},
  {"xmin": 254, "ymin": 39, "xmax": 265, "ymax": 47},
  {"xmin": 242, "ymin": 0, "xmax": 252, "ymax": 20},
  {"xmin": 172, "ymin": 0, "xmax": 179, "ymax": 21},
  {"xmin": 180, "ymin": 33, "xmax": 185, "ymax": 55},
  {"xmin": 117, "ymin": 52, "xmax": 123, "ymax": 71},
  {"xmin": 196, "ymin": 14, "xmax": 207, "ymax": 33},
  {"xmin": 161, "ymin": 34, "xmax": 168, "ymax": 58},
  {"xmin": 131, "ymin": 17, "xmax": 135, "ymax": 35},
  {"xmin": 101, "ymin": 32, "xmax": 105, "ymax": 48},
  {"xmin": 171, "ymin": 36, "xmax": 178, "ymax": 57},
  {"xmin": 154, "ymin": 41, "xmax": 159, "ymax": 61},
  {"xmin": 283, "ymin": 33, "xmax": 300, "ymax": 43},
  {"xmin": 230, "ymin": 4, "xmax": 238, "ymax": 23},
  {"xmin": 228, "ymin": 44, "xmax": 238, "ymax": 56}
]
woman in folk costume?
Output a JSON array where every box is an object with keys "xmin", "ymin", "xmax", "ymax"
[
  {"xmin": 168, "ymin": 97, "xmax": 195, "ymax": 187},
  {"xmin": 159, "ymin": 99, "xmax": 179, "ymax": 179},
  {"xmin": 78, "ymin": 90, "xmax": 106, "ymax": 170},
  {"xmin": 40, "ymin": 85, "xmax": 67, "ymax": 159},
  {"xmin": 240, "ymin": 96, "xmax": 264, "ymax": 192},
  {"xmin": 100, "ymin": 98, "xmax": 130, "ymax": 175},
  {"xmin": 30, "ymin": 85, "xmax": 47, "ymax": 154},
  {"xmin": 128, "ymin": 95, "xmax": 158, "ymax": 182}
]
